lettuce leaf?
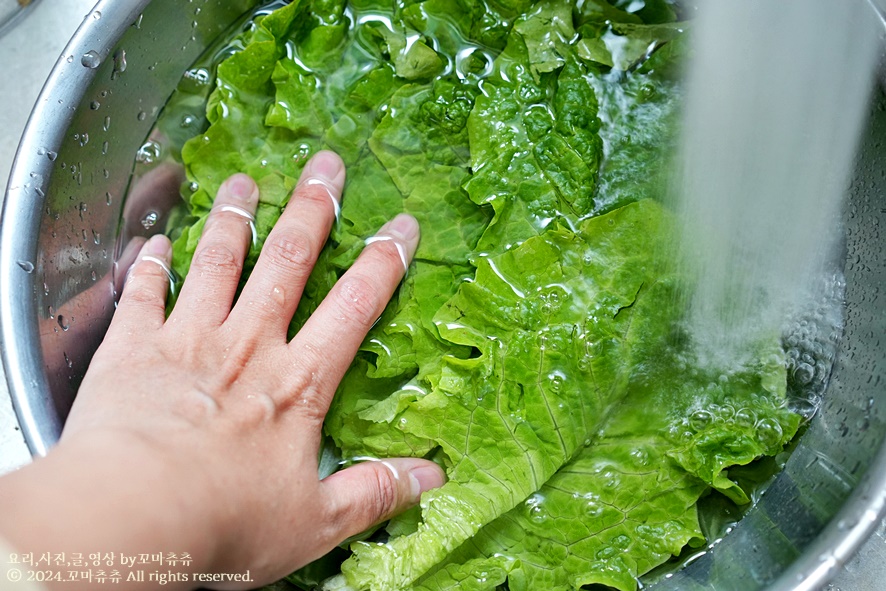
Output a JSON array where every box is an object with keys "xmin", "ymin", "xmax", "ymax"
[{"xmin": 164, "ymin": 2, "xmax": 805, "ymax": 590}]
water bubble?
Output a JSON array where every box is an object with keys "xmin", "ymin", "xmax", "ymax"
[
  {"xmin": 718, "ymin": 404, "xmax": 735, "ymax": 419},
  {"xmin": 547, "ymin": 373, "xmax": 564, "ymax": 393},
  {"xmin": 140, "ymin": 211, "xmax": 159, "ymax": 230},
  {"xmin": 90, "ymin": 101, "xmax": 101, "ymax": 110},
  {"xmin": 57, "ymin": 315, "xmax": 70, "ymax": 331},
  {"xmin": 735, "ymin": 407, "xmax": 757, "ymax": 427},
  {"xmin": 137, "ymin": 111, "xmax": 147, "ymax": 122},
  {"xmin": 81, "ymin": 50, "xmax": 102, "ymax": 68},
  {"xmin": 102, "ymin": 141, "xmax": 109, "ymax": 155},
  {"xmin": 180, "ymin": 115, "xmax": 196, "ymax": 129},
  {"xmin": 16, "ymin": 261, "xmax": 34, "ymax": 273},
  {"xmin": 64, "ymin": 352, "xmax": 73, "ymax": 368},
  {"xmin": 92, "ymin": 10, "xmax": 101, "ymax": 19},
  {"xmin": 689, "ymin": 409, "xmax": 714, "ymax": 431},
  {"xmin": 756, "ymin": 418, "xmax": 784, "ymax": 447},
  {"xmin": 792, "ymin": 362, "xmax": 815, "ymax": 385},
  {"xmin": 66, "ymin": 55, "xmax": 74, "ymax": 63}
]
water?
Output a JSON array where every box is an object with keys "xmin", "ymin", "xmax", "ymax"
[{"xmin": 675, "ymin": 0, "xmax": 880, "ymax": 364}]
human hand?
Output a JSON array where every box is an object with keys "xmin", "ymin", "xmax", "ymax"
[{"xmin": 37, "ymin": 151, "xmax": 444, "ymax": 588}]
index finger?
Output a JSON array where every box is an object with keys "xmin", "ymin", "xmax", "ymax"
[{"xmin": 283, "ymin": 213, "xmax": 419, "ymax": 415}]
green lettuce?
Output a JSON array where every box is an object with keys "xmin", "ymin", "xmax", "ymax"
[{"xmin": 161, "ymin": 1, "xmax": 804, "ymax": 590}]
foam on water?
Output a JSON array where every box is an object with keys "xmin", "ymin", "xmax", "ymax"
[{"xmin": 675, "ymin": 0, "xmax": 881, "ymax": 364}]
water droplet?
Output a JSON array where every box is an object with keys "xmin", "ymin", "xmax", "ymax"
[
  {"xmin": 103, "ymin": 116, "xmax": 111, "ymax": 132},
  {"xmin": 548, "ymin": 373, "xmax": 564, "ymax": 393},
  {"xmin": 64, "ymin": 352, "xmax": 73, "ymax": 368},
  {"xmin": 689, "ymin": 409, "xmax": 714, "ymax": 431},
  {"xmin": 77, "ymin": 133, "xmax": 89, "ymax": 147},
  {"xmin": 57, "ymin": 315, "xmax": 70, "ymax": 331},
  {"xmin": 140, "ymin": 211, "xmax": 159, "ymax": 229},
  {"xmin": 136, "ymin": 140, "xmax": 162, "ymax": 164},
  {"xmin": 16, "ymin": 260, "xmax": 35, "ymax": 273},
  {"xmin": 81, "ymin": 50, "xmax": 102, "ymax": 69},
  {"xmin": 105, "ymin": 192, "xmax": 113, "ymax": 206},
  {"xmin": 630, "ymin": 448, "xmax": 649, "ymax": 466},
  {"xmin": 92, "ymin": 230, "xmax": 101, "ymax": 245},
  {"xmin": 111, "ymin": 49, "xmax": 127, "ymax": 80},
  {"xmin": 137, "ymin": 111, "xmax": 147, "ymax": 121},
  {"xmin": 66, "ymin": 55, "xmax": 74, "ymax": 63},
  {"xmin": 90, "ymin": 100, "xmax": 101, "ymax": 110},
  {"xmin": 612, "ymin": 534, "xmax": 631, "ymax": 549},
  {"xmin": 524, "ymin": 493, "xmax": 548, "ymax": 524},
  {"xmin": 92, "ymin": 10, "xmax": 101, "ymax": 19},
  {"xmin": 584, "ymin": 493, "xmax": 603, "ymax": 516},
  {"xmin": 133, "ymin": 13, "xmax": 143, "ymax": 29}
]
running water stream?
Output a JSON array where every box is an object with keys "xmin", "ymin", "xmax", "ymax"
[{"xmin": 675, "ymin": 0, "xmax": 881, "ymax": 365}]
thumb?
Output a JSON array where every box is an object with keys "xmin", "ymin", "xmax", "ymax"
[{"xmin": 320, "ymin": 457, "xmax": 445, "ymax": 540}]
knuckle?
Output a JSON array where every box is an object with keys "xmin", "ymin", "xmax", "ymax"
[
  {"xmin": 279, "ymin": 368, "xmax": 326, "ymax": 424},
  {"xmin": 299, "ymin": 184, "xmax": 334, "ymax": 210},
  {"xmin": 262, "ymin": 232, "xmax": 314, "ymax": 276},
  {"xmin": 370, "ymin": 239, "xmax": 407, "ymax": 271},
  {"xmin": 192, "ymin": 243, "xmax": 242, "ymax": 278},
  {"xmin": 369, "ymin": 465, "xmax": 400, "ymax": 522},
  {"xmin": 123, "ymin": 284, "xmax": 166, "ymax": 308},
  {"xmin": 331, "ymin": 275, "xmax": 383, "ymax": 328}
]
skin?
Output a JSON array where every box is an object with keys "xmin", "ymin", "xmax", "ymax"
[{"xmin": 0, "ymin": 151, "xmax": 446, "ymax": 590}]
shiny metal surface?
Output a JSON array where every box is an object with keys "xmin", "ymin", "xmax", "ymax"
[{"xmin": 0, "ymin": 1, "xmax": 884, "ymax": 590}]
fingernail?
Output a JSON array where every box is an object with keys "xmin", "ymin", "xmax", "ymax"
[
  {"xmin": 408, "ymin": 465, "xmax": 445, "ymax": 501},
  {"xmin": 382, "ymin": 213, "xmax": 419, "ymax": 242},
  {"xmin": 144, "ymin": 234, "xmax": 171, "ymax": 258},
  {"xmin": 225, "ymin": 173, "xmax": 258, "ymax": 203},
  {"xmin": 307, "ymin": 151, "xmax": 344, "ymax": 184}
]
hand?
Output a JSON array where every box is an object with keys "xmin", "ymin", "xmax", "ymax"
[{"xmin": 0, "ymin": 151, "xmax": 445, "ymax": 590}]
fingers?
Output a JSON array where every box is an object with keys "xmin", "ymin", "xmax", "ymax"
[
  {"xmin": 109, "ymin": 234, "xmax": 173, "ymax": 332},
  {"xmin": 228, "ymin": 151, "xmax": 344, "ymax": 338},
  {"xmin": 168, "ymin": 174, "xmax": 259, "ymax": 326},
  {"xmin": 285, "ymin": 214, "xmax": 418, "ymax": 413},
  {"xmin": 320, "ymin": 458, "xmax": 445, "ymax": 541}
]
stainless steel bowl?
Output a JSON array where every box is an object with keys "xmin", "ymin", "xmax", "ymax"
[{"xmin": 1, "ymin": 1, "xmax": 884, "ymax": 589}]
